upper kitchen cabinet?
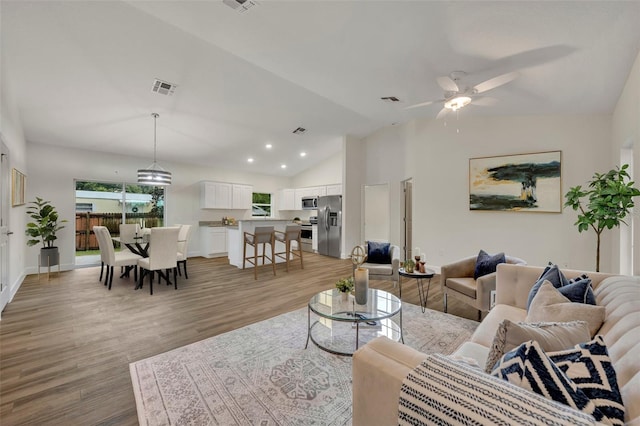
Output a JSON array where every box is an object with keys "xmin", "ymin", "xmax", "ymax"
[
  {"xmin": 278, "ymin": 188, "xmax": 297, "ymax": 211},
  {"xmin": 326, "ymin": 184, "xmax": 342, "ymax": 196},
  {"xmin": 201, "ymin": 181, "xmax": 232, "ymax": 209},
  {"xmin": 232, "ymin": 184, "xmax": 253, "ymax": 210},
  {"xmin": 201, "ymin": 182, "xmax": 253, "ymax": 209}
]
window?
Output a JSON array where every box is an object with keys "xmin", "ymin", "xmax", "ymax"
[{"xmin": 252, "ymin": 192, "xmax": 272, "ymax": 217}]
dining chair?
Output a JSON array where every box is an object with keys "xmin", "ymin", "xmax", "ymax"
[
  {"xmin": 119, "ymin": 223, "xmax": 141, "ymax": 252},
  {"xmin": 93, "ymin": 226, "xmax": 143, "ymax": 290},
  {"xmin": 243, "ymin": 226, "xmax": 276, "ymax": 280},
  {"xmin": 93, "ymin": 225, "xmax": 109, "ymax": 283},
  {"xmin": 137, "ymin": 227, "xmax": 180, "ymax": 295},
  {"xmin": 176, "ymin": 224, "xmax": 193, "ymax": 279},
  {"xmin": 274, "ymin": 225, "xmax": 303, "ymax": 272}
]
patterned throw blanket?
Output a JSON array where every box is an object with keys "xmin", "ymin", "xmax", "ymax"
[{"xmin": 398, "ymin": 354, "xmax": 596, "ymax": 426}]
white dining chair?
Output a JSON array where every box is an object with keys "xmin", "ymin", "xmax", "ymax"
[
  {"xmin": 176, "ymin": 224, "xmax": 193, "ymax": 279},
  {"xmin": 137, "ymin": 227, "xmax": 180, "ymax": 295},
  {"xmin": 119, "ymin": 223, "xmax": 141, "ymax": 252},
  {"xmin": 93, "ymin": 225, "xmax": 109, "ymax": 283},
  {"xmin": 93, "ymin": 226, "xmax": 143, "ymax": 290}
]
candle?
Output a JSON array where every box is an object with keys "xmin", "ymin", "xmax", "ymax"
[
  {"xmin": 414, "ymin": 247, "xmax": 420, "ymax": 258},
  {"xmin": 354, "ymin": 267, "xmax": 369, "ymax": 304}
]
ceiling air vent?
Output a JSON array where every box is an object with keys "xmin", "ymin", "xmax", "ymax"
[
  {"xmin": 151, "ymin": 79, "xmax": 177, "ymax": 96},
  {"xmin": 223, "ymin": 0, "xmax": 258, "ymax": 12},
  {"xmin": 293, "ymin": 127, "xmax": 306, "ymax": 135},
  {"xmin": 381, "ymin": 96, "xmax": 400, "ymax": 103}
]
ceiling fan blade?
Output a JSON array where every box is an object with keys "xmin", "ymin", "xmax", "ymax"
[
  {"xmin": 403, "ymin": 100, "xmax": 435, "ymax": 110},
  {"xmin": 437, "ymin": 76, "xmax": 459, "ymax": 92},
  {"xmin": 435, "ymin": 107, "xmax": 449, "ymax": 120},
  {"xmin": 473, "ymin": 71, "xmax": 519, "ymax": 94},
  {"xmin": 471, "ymin": 96, "xmax": 499, "ymax": 106}
]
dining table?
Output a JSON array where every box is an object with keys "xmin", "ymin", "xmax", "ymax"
[{"xmin": 111, "ymin": 233, "xmax": 150, "ymax": 288}]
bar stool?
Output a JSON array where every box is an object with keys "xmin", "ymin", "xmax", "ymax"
[
  {"xmin": 274, "ymin": 225, "xmax": 304, "ymax": 272},
  {"xmin": 243, "ymin": 226, "xmax": 276, "ymax": 280}
]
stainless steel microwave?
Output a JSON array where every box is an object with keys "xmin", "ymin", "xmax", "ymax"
[{"xmin": 301, "ymin": 196, "xmax": 318, "ymax": 210}]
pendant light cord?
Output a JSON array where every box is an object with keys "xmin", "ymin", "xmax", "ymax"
[{"xmin": 152, "ymin": 112, "xmax": 159, "ymax": 165}]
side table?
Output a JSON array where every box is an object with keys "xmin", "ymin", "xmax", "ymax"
[{"xmin": 399, "ymin": 267, "xmax": 435, "ymax": 313}]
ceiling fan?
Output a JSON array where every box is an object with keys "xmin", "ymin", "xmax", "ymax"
[{"xmin": 405, "ymin": 70, "xmax": 519, "ymax": 119}]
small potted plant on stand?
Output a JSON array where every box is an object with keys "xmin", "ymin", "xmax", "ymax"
[
  {"xmin": 25, "ymin": 197, "xmax": 67, "ymax": 269},
  {"xmin": 335, "ymin": 276, "xmax": 354, "ymax": 301}
]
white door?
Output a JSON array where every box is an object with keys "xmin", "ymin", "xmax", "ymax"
[{"xmin": 0, "ymin": 140, "xmax": 11, "ymax": 314}]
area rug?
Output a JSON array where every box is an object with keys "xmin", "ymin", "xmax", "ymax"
[{"xmin": 130, "ymin": 303, "xmax": 478, "ymax": 426}]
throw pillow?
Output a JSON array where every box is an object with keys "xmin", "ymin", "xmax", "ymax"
[
  {"xmin": 473, "ymin": 249, "xmax": 505, "ymax": 279},
  {"xmin": 367, "ymin": 241, "xmax": 391, "ymax": 264},
  {"xmin": 526, "ymin": 263, "xmax": 570, "ymax": 310},
  {"xmin": 484, "ymin": 319, "xmax": 590, "ymax": 373},
  {"xmin": 548, "ymin": 336, "xmax": 625, "ymax": 426},
  {"xmin": 558, "ymin": 277, "xmax": 596, "ymax": 305},
  {"xmin": 491, "ymin": 340, "xmax": 604, "ymax": 420},
  {"xmin": 526, "ymin": 281, "xmax": 605, "ymax": 337}
]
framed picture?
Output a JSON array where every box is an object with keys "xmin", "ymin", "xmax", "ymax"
[
  {"xmin": 469, "ymin": 151, "xmax": 562, "ymax": 212},
  {"xmin": 11, "ymin": 168, "xmax": 26, "ymax": 207}
]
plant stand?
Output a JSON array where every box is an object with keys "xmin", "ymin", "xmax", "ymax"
[{"xmin": 38, "ymin": 253, "xmax": 60, "ymax": 281}]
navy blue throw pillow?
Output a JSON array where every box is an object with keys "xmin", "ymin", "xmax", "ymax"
[
  {"xmin": 558, "ymin": 277, "xmax": 596, "ymax": 305},
  {"xmin": 526, "ymin": 263, "xmax": 570, "ymax": 310},
  {"xmin": 367, "ymin": 241, "xmax": 391, "ymax": 264},
  {"xmin": 473, "ymin": 249, "xmax": 505, "ymax": 279}
]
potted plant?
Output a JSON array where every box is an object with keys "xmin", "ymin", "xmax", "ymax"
[
  {"xmin": 564, "ymin": 164, "xmax": 640, "ymax": 272},
  {"xmin": 404, "ymin": 258, "xmax": 416, "ymax": 273},
  {"xmin": 25, "ymin": 197, "xmax": 68, "ymax": 267},
  {"xmin": 335, "ymin": 276, "xmax": 354, "ymax": 301}
]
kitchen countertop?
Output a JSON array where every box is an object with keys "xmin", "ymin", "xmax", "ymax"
[{"xmin": 199, "ymin": 218, "xmax": 298, "ymax": 227}]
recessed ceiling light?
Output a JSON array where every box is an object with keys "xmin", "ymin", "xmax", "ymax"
[
  {"xmin": 247, "ymin": 158, "xmax": 254, "ymax": 163},
  {"xmin": 300, "ymin": 152, "xmax": 307, "ymax": 157},
  {"xmin": 281, "ymin": 164, "xmax": 287, "ymax": 169},
  {"xmin": 265, "ymin": 144, "xmax": 272, "ymax": 149}
]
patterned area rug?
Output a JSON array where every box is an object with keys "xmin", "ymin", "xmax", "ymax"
[{"xmin": 130, "ymin": 303, "xmax": 478, "ymax": 426}]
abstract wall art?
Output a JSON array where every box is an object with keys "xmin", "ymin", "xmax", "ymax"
[{"xmin": 469, "ymin": 151, "xmax": 561, "ymax": 212}]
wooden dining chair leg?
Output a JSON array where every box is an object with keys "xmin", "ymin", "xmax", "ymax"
[
  {"xmin": 285, "ymin": 241, "xmax": 291, "ymax": 272},
  {"xmin": 104, "ymin": 265, "xmax": 109, "ymax": 286},
  {"xmin": 149, "ymin": 271, "xmax": 154, "ymax": 295},
  {"xmin": 174, "ymin": 268, "xmax": 178, "ymax": 290},
  {"xmin": 271, "ymin": 240, "xmax": 276, "ymax": 276},
  {"xmin": 183, "ymin": 261, "xmax": 189, "ymax": 279},
  {"xmin": 299, "ymin": 241, "xmax": 304, "ymax": 269},
  {"xmin": 243, "ymin": 241, "xmax": 247, "ymax": 270},
  {"xmin": 254, "ymin": 246, "xmax": 258, "ymax": 280},
  {"xmin": 99, "ymin": 262, "xmax": 104, "ymax": 282}
]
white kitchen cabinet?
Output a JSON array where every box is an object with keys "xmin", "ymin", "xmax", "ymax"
[
  {"xmin": 200, "ymin": 227, "xmax": 227, "ymax": 258},
  {"xmin": 201, "ymin": 182, "xmax": 232, "ymax": 209},
  {"xmin": 278, "ymin": 188, "xmax": 296, "ymax": 211},
  {"xmin": 232, "ymin": 184, "xmax": 253, "ymax": 209},
  {"xmin": 326, "ymin": 184, "xmax": 342, "ymax": 196}
]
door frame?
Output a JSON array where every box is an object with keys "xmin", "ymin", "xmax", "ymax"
[
  {"xmin": 0, "ymin": 138, "xmax": 11, "ymax": 313},
  {"xmin": 401, "ymin": 178, "xmax": 413, "ymax": 261}
]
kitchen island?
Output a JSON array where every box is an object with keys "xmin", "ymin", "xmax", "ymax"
[{"xmin": 227, "ymin": 219, "xmax": 296, "ymax": 268}]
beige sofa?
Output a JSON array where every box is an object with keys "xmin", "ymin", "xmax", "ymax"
[{"xmin": 353, "ymin": 263, "xmax": 640, "ymax": 425}]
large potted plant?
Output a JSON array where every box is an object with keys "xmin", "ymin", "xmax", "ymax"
[
  {"xmin": 25, "ymin": 197, "xmax": 67, "ymax": 267},
  {"xmin": 564, "ymin": 164, "xmax": 640, "ymax": 272}
]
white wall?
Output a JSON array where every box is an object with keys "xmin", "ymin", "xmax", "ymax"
[
  {"xmin": 612, "ymin": 50, "xmax": 640, "ymax": 274},
  {"xmin": 362, "ymin": 114, "xmax": 613, "ymax": 272},
  {"xmin": 1, "ymin": 63, "xmax": 28, "ymax": 310},
  {"xmin": 344, "ymin": 135, "xmax": 365, "ymax": 257},
  {"xmin": 292, "ymin": 150, "xmax": 342, "ymax": 188},
  {"xmin": 25, "ymin": 143, "xmax": 291, "ymax": 271}
]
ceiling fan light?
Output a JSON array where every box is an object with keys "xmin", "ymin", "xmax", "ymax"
[{"xmin": 444, "ymin": 96, "xmax": 471, "ymax": 111}]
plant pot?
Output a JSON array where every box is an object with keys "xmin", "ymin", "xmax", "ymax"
[
  {"xmin": 40, "ymin": 247, "xmax": 60, "ymax": 267},
  {"xmin": 340, "ymin": 291, "xmax": 349, "ymax": 302}
]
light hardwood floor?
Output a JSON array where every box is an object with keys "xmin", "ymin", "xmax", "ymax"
[{"xmin": 0, "ymin": 254, "xmax": 479, "ymax": 425}]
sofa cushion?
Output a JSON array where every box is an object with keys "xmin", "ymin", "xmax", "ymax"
[
  {"xmin": 474, "ymin": 249, "xmax": 505, "ymax": 279},
  {"xmin": 484, "ymin": 319, "xmax": 591, "ymax": 373},
  {"xmin": 445, "ymin": 277, "xmax": 476, "ymax": 298},
  {"xmin": 470, "ymin": 303, "xmax": 527, "ymax": 347},
  {"xmin": 548, "ymin": 336, "xmax": 625, "ymax": 426},
  {"xmin": 526, "ymin": 281, "xmax": 605, "ymax": 337},
  {"xmin": 491, "ymin": 340, "xmax": 604, "ymax": 421},
  {"xmin": 367, "ymin": 241, "xmax": 391, "ymax": 264}
]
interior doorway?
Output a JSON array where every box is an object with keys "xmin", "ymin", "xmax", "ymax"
[
  {"xmin": 0, "ymin": 139, "xmax": 11, "ymax": 313},
  {"xmin": 402, "ymin": 179, "xmax": 413, "ymax": 261},
  {"xmin": 620, "ymin": 148, "xmax": 634, "ymax": 275}
]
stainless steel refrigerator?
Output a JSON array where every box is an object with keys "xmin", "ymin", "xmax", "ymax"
[{"xmin": 317, "ymin": 195, "xmax": 342, "ymax": 258}]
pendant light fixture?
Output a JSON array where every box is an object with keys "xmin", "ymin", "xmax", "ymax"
[{"xmin": 138, "ymin": 113, "xmax": 172, "ymax": 185}]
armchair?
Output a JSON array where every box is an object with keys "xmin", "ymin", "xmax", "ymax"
[
  {"xmin": 441, "ymin": 254, "xmax": 526, "ymax": 319},
  {"xmin": 354, "ymin": 242, "xmax": 401, "ymax": 286}
]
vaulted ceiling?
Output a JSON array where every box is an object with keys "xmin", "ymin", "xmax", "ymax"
[{"xmin": 2, "ymin": 1, "xmax": 639, "ymax": 176}]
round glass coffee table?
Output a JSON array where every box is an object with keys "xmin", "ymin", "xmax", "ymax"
[{"xmin": 305, "ymin": 288, "xmax": 402, "ymax": 356}]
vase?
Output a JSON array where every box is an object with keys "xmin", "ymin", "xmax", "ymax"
[
  {"xmin": 40, "ymin": 247, "xmax": 60, "ymax": 267},
  {"xmin": 340, "ymin": 291, "xmax": 349, "ymax": 302},
  {"xmin": 354, "ymin": 267, "xmax": 369, "ymax": 304}
]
